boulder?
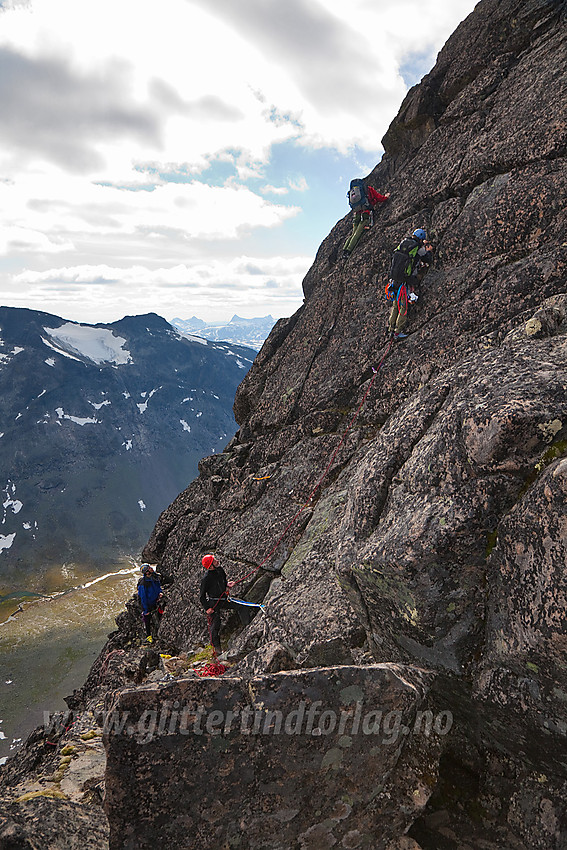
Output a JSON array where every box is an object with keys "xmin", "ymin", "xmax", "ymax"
[{"xmin": 103, "ymin": 665, "xmax": 445, "ymax": 850}]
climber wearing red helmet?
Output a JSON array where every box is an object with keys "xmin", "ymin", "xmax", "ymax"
[{"xmin": 199, "ymin": 553, "xmax": 238, "ymax": 654}]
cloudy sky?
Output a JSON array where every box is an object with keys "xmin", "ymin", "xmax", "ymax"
[{"xmin": 0, "ymin": 0, "xmax": 478, "ymax": 327}]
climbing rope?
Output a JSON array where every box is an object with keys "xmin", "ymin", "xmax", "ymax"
[
  {"xmin": 100, "ymin": 648, "xmax": 125, "ymax": 677},
  {"xmin": 232, "ymin": 336, "xmax": 394, "ymax": 586},
  {"xmin": 196, "ymin": 661, "xmax": 228, "ymax": 677},
  {"xmin": 198, "ymin": 337, "xmax": 393, "ymax": 674},
  {"xmin": 397, "ymin": 283, "xmax": 408, "ymax": 320}
]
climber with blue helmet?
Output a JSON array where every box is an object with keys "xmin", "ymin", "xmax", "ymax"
[{"xmin": 385, "ymin": 228, "xmax": 434, "ymax": 340}]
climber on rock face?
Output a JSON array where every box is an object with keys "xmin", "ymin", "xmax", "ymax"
[
  {"xmin": 137, "ymin": 563, "xmax": 164, "ymax": 644},
  {"xmin": 343, "ymin": 178, "xmax": 390, "ymax": 256},
  {"xmin": 199, "ymin": 554, "xmax": 252, "ymax": 655},
  {"xmin": 386, "ymin": 228, "xmax": 434, "ymax": 340}
]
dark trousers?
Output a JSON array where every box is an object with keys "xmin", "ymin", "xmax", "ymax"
[
  {"xmin": 207, "ymin": 599, "xmax": 253, "ymax": 653},
  {"xmin": 142, "ymin": 606, "xmax": 162, "ymax": 636}
]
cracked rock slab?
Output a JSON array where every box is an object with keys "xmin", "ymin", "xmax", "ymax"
[{"xmin": 104, "ymin": 664, "xmax": 444, "ymax": 850}]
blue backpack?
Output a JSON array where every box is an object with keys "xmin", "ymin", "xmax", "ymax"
[{"xmin": 347, "ymin": 178, "xmax": 369, "ymax": 212}]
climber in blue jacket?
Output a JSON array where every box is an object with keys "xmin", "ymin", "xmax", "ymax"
[{"xmin": 137, "ymin": 563, "xmax": 163, "ymax": 643}]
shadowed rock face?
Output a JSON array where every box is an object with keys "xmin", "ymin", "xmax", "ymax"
[
  {"xmin": 104, "ymin": 666, "xmax": 442, "ymax": 850},
  {"xmin": 131, "ymin": 0, "xmax": 567, "ymax": 845}
]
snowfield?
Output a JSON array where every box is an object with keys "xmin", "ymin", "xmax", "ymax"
[{"xmin": 43, "ymin": 323, "xmax": 132, "ymax": 365}]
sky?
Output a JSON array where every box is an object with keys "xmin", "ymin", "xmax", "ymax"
[{"xmin": 0, "ymin": 0, "xmax": 478, "ymax": 327}]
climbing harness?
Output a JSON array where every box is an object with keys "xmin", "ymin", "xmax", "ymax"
[{"xmin": 199, "ymin": 337, "xmax": 394, "ymax": 674}]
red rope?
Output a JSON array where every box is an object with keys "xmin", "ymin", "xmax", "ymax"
[
  {"xmin": 196, "ymin": 661, "xmax": 228, "ymax": 677},
  {"xmin": 200, "ymin": 338, "xmax": 393, "ymax": 667},
  {"xmin": 233, "ymin": 338, "xmax": 393, "ymax": 585},
  {"xmin": 100, "ymin": 649, "xmax": 125, "ymax": 676},
  {"xmin": 397, "ymin": 283, "xmax": 408, "ymax": 318}
]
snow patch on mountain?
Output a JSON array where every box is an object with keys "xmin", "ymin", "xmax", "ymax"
[
  {"xmin": 137, "ymin": 387, "xmax": 161, "ymax": 414},
  {"xmin": 3, "ymin": 497, "xmax": 23, "ymax": 515},
  {"xmin": 2, "ymin": 482, "xmax": 23, "ymax": 524},
  {"xmin": 55, "ymin": 407, "xmax": 99, "ymax": 426},
  {"xmin": 175, "ymin": 332, "xmax": 208, "ymax": 346},
  {"xmin": 41, "ymin": 336, "xmax": 83, "ymax": 363},
  {"xmin": 43, "ymin": 323, "xmax": 132, "ymax": 365},
  {"xmin": 0, "ymin": 533, "xmax": 16, "ymax": 553}
]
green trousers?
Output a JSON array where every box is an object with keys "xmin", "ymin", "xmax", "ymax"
[{"xmin": 344, "ymin": 210, "xmax": 372, "ymax": 253}]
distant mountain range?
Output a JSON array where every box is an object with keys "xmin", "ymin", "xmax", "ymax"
[
  {"xmin": 0, "ymin": 307, "xmax": 255, "ymax": 577},
  {"xmin": 169, "ymin": 315, "xmax": 275, "ymax": 350}
]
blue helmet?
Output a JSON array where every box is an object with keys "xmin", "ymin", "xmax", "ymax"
[{"xmin": 412, "ymin": 228, "xmax": 427, "ymax": 241}]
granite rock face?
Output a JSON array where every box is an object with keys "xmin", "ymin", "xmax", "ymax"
[
  {"xmin": 104, "ymin": 665, "xmax": 444, "ymax": 850},
  {"xmin": 134, "ymin": 0, "xmax": 567, "ymax": 845}
]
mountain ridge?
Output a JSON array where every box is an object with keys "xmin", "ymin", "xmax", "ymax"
[
  {"xmin": 0, "ymin": 307, "xmax": 254, "ymax": 576},
  {"xmin": 169, "ymin": 314, "xmax": 275, "ymax": 350}
]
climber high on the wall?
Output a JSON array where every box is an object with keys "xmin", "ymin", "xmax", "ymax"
[
  {"xmin": 343, "ymin": 178, "xmax": 390, "ymax": 257},
  {"xmin": 385, "ymin": 228, "xmax": 434, "ymax": 340}
]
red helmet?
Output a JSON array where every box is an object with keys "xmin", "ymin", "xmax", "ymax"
[{"xmin": 202, "ymin": 554, "xmax": 216, "ymax": 569}]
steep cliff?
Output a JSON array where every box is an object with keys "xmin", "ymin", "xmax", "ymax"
[{"xmin": 1, "ymin": 0, "xmax": 566, "ymax": 847}]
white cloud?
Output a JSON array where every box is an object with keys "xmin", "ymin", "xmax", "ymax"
[
  {"xmin": 0, "ymin": 226, "xmax": 73, "ymax": 255},
  {"xmin": 0, "ymin": 0, "xmax": 478, "ymax": 173},
  {"xmin": 13, "ymin": 255, "xmax": 311, "ymax": 323},
  {"xmin": 0, "ymin": 0, "xmax": 478, "ymax": 323},
  {"xmin": 5, "ymin": 171, "xmax": 298, "ymax": 234}
]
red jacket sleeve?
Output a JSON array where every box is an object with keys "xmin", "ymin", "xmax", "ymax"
[{"xmin": 367, "ymin": 186, "xmax": 388, "ymax": 205}]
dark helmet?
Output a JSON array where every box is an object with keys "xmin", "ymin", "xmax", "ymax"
[
  {"xmin": 141, "ymin": 563, "xmax": 153, "ymax": 576},
  {"xmin": 412, "ymin": 228, "xmax": 427, "ymax": 241}
]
